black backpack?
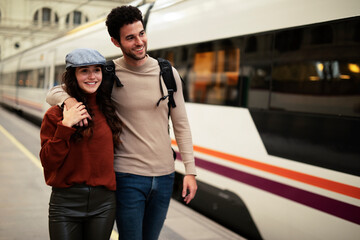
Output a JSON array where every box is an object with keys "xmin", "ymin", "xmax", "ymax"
[
  {"xmin": 102, "ymin": 58, "xmax": 177, "ymax": 115},
  {"xmin": 102, "ymin": 57, "xmax": 178, "ymax": 159}
]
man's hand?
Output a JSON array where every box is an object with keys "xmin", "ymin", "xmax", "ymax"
[
  {"xmin": 64, "ymin": 98, "xmax": 91, "ymax": 127},
  {"xmin": 182, "ymin": 175, "xmax": 197, "ymax": 204}
]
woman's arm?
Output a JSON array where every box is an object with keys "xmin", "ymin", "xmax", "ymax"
[
  {"xmin": 39, "ymin": 104, "xmax": 89, "ymax": 171},
  {"xmin": 39, "ymin": 107, "xmax": 75, "ymax": 171}
]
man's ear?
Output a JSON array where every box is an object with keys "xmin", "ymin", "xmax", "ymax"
[{"xmin": 111, "ymin": 37, "xmax": 121, "ymax": 48}]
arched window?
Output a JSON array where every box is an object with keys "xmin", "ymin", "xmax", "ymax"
[
  {"xmin": 66, "ymin": 11, "xmax": 88, "ymax": 26},
  {"xmin": 33, "ymin": 7, "xmax": 59, "ymax": 26}
]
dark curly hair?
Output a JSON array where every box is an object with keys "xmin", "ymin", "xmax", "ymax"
[
  {"xmin": 106, "ymin": 5, "xmax": 144, "ymax": 43},
  {"xmin": 62, "ymin": 67, "xmax": 122, "ymax": 147}
]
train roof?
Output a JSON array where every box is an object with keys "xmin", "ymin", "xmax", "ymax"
[
  {"xmin": 1, "ymin": 0, "xmax": 359, "ymax": 67},
  {"xmin": 147, "ymin": 0, "xmax": 360, "ymax": 50}
]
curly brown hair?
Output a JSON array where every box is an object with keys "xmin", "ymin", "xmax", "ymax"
[
  {"xmin": 62, "ymin": 67, "xmax": 122, "ymax": 146},
  {"xmin": 106, "ymin": 5, "xmax": 144, "ymax": 43}
]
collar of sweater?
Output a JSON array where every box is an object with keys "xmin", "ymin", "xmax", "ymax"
[
  {"xmin": 116, "ymin": 55, "xmax": 158, "ymax": 73},
  {"xmin": 85, "ymin": 92, "xmax": 97, "ymax": 106}
]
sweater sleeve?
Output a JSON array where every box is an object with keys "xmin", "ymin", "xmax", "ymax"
[
  {"xmin": 170, "ymin": 68, "xmax": 197, "ymax": 176},
  {"xmin": 39, "ymin": 107, "xmax": 76, "ymax": 171},
  {"xmin": 46, "ymin": 85, "xmax": 71, "ymax": 107}
]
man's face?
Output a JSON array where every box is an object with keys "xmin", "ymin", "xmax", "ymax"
[{"xmin": 118, "ymin": 20, "xmax": 147, "ymax": 64}]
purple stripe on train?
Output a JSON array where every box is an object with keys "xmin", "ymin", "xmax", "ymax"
[{"xmin": 177, "ymin": 154, "xmax": 360, "ymax": 225}]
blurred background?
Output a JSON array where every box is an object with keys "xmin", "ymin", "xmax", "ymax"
[{"xmin": 0, "ymin": 0, "xmax": 157, "ymax": 60}]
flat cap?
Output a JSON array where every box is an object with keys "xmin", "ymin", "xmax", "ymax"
[{"xmin": 65, "ymin": 48, "xmax": 106, "ymax": 69}]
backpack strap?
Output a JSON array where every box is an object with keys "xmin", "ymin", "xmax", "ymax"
[
  {"xmin": 156, "ymin": 58, "xmax": 178, "ymax": 160},
  {"xmin": 156, "ymin": 58, "xmax": 177, "ymax": 109},
  {"xmin": 102, "ymin": 60, "xmax": 123, "ymax": 94}
]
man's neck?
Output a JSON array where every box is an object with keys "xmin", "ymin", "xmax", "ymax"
[{"xmin": 124, "ymin": 55, "xmax": 148, "ymax": 67}]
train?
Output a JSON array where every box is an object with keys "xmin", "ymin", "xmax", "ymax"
[{"xmin": 1, "ymin": 0, "xmax": 360, "ymax": 239}]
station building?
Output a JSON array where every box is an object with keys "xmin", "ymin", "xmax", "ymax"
[{"xmin": 0, "ymin": 0, "xmax": 155, "ymax": 59}]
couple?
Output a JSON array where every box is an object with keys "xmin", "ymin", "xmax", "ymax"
[{"xmin": 39, "ymin": 5, "xmax": 197, "ymax": 240}]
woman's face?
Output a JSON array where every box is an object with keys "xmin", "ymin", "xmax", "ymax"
[{"xmin": 75, "ymin": 65, "xmax": 102, "ymax": 94}]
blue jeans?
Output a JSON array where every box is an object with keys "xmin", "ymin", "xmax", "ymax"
[{"xmin": 115, "ymin": 172, "xmax": 175, "ymax": 240}]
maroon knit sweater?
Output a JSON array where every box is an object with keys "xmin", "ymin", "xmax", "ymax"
[{"xmin": 39, "ymin": 93, "xmax": 116, "ymax": 191}]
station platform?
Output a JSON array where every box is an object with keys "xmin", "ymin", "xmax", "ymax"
[{"xmin": 0, "ymin": 106, "xmax": 244, "ymax": 240}]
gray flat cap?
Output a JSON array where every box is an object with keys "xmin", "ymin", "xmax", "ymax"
[{"xmin": 65, "ymin": 48, "xmax": 106, "ymax": 69}]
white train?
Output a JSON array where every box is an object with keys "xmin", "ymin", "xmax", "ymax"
[{"xmin": 1, "ymin": 0, "xmax": 359, "ymax": 239}]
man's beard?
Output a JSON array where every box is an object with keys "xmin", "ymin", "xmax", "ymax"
[{"xmin": 122, "ymin": 46, "xmax": 147, "ymax": 61}]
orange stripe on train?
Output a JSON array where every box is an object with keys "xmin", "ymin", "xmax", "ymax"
[{"xmin": 171, "ymin": 140, "xmax": 360, "ymax": 199}]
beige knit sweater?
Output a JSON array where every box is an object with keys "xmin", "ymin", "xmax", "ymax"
[{"xmin": 46, "ymin": 56, "xmax": 196, "ymax": 176}]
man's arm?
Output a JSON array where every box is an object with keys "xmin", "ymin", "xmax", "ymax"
[
  {"xmin": 46, "ymin": 85, "xmax": 71, "ymax": 107},
  {"xmin": 170, "ymin": 68, "xmax": 198, "ymax": 204}
]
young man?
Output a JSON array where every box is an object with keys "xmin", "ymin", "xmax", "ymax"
[{"xmin": 46, "ymin": 5, "xmax": 197, "ymax": 240}]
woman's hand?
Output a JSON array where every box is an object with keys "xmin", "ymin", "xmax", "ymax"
[
  {"xmin": 62, "ymin": 102, "xmax": 90, "ymax": 127},
  {"xmin": 64, "ymin": 97, "xmax": 91, "ymax": 127}
]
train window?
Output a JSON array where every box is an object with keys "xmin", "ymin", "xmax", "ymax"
[
  {"xmin": 274, "ymin": 29, "xmax": 303, "ymax": 52},
  {"xmin": 17, "ymin": 70, "xmax": 33, "ymax": 88},
  {"xmin": 181, "ymin": 47, "xmax": 188, "ymax": 62},
  {"xmin": 242, "ymin": 34, "xmax": 273, "ymax": 109},
  {"xmin": 270, "ymin": 60, "xmax": 360, "ymax": 116},
  {"xmin": 270, "ymin": 18, "xmax": 360, "ymax": 117},
  {"xmin": 242, "ymin": 65, "xmax": 271, "ymax": 109},
  {"xmin": 187, "ymin": 41, "xmax": 241, "ymax": 106},
  {"xmin": 15, "ymin": 68, "xmax": 45, "ymax": 88},
  {"xmin": 245, "ymin": 36, "xmax": 257, "ymax": 53},
  {"xmin": 54, "ymin": 65, "xmax": 65, "ymax": 86},
  {"xmin": 149, "ymin": 49, "xmax": 175, "ymax": 64},
  {"xmin": 311, "ymin": 25, "xmax": 333, "ymax": 44},
  {"xmin": 16, "ymin": 71, "xmax": 27, "ymax": 87},
  {"xmin": 1, "ymin": 72, "xmax": 16, "ymax": 86},
  {"xmin": 148, "ymin": 50, "xmax": 161, "ymax": 59},
  {"xmin": 189, "ymin": 50, "xmax": 215, "ymax": 103},
  {"xmin": 218, "ymin": 41, "xmax": 241, "ymax": 106},
  {"xmin": 26, "ymin": 71, "xmax": 33, "ymax": 87},
  {"xmin": 355, "ymin": 20, "xmax": 360, "ymax": 42},
  {"xmin": 147, "ymin": 48, "xmax": 190, "ymax": 100},
  {"xmin": 165, "ymin": 51, "xmax": 174, "ymax": 64},
  {"xmin": 36, "ymin": 68, "xmax": 45, "ymax": 88}
]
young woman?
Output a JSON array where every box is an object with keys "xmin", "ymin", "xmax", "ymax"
[{"xmin": 39, "ymin": 48, "xmax": 121, "ymax": 240}]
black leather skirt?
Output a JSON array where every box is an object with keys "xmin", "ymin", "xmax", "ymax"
[{"xmin": 48, "ymin": 184, "xmax": 116, "ymax": 240}]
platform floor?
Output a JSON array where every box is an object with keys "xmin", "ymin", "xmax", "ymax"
[{"xmin": 0, "ymin": 106, "xmax": 244, "ymax": 240}]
